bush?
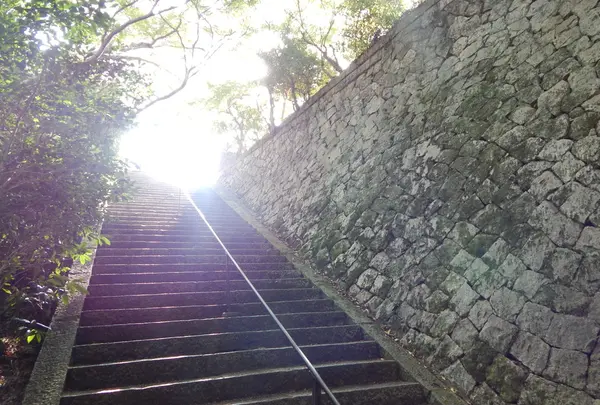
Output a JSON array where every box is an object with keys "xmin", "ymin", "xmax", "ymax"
[{"xmin": 0, "ymin": 0, "xmax": 144, "ymax": 340}]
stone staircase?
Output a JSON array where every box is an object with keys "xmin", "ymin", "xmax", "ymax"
[{"xmin": 59, "ymin": 175, "xmax": 428, "ymax": 405}]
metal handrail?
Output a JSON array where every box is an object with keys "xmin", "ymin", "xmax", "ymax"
[{"xmin": 185, "ymin": 192, "xmax": 341, "ymax": 405}]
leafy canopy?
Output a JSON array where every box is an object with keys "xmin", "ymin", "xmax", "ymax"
[{"xmin": 0, "ymin": 0, "xmax": 257, "ymax": 343}]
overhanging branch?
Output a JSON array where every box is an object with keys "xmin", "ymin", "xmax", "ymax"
[{"xmin": 84, "ymin": 1, "xmax": 179, "ymax": 64}]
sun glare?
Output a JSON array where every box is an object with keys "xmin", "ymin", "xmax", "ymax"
[{"xmin": 119, "ymin": 118, "xmax": 226, "ymax": 190}]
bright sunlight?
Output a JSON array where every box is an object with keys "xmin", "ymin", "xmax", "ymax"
[{"xmin": 117, "ymin": 0, "xmax": 416, "ymax": 189}]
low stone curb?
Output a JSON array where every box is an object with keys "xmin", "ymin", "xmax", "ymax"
[{"xmin": 21, "ymin": 248, "xmax": 97, "ymax": 405}]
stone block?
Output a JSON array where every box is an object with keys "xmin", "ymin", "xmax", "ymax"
[
  {"xmin": 550, "ymin": 384, "xmax": 599, "ymax": 405},
  {"xmin": 543, "ymin": 348, "xmax": 588, "ymax": 389},
  {"xmin": 538, "ymin": 139, "xmax": 573, "ymax": 162},
  {"xmin": 430, "ymin": 309, "xmax": 460, "ymax": 338},
  {"xmin": 370, "ymin": 274, "xmax": 392, "ymax": 297},
  {"xmin": 519, "ymin": 232, "xmax": 555, "ymax": 271},
  {"xmin": 423, "ymin": 290, "xmax": 450, "ymax": 313},
  {"xmin": 516, "ymin": 302, "xmax": 554, "ymax": 337},
  {"xmin": 480, "ymin": 238, "xmax": 510, "ymax": 268},
  {"xmin": 588, "ymin": 344, "xmax": 600, "ymax": 397},
  {"xmin": 552, "ymin": 152, "xmax": 586, "ymax": 183},
  {"xmin": 575, "ymin": 250, "xmax": 600, "ymax": 295},
  {"xmin": 451, "ymin": 318, "xmax": 479, "ymax": 350},
  {"xmin": 545, "ymin": 313, "xmax": 599, "ymax": 352},
  {"xmin": 529, "ymin": 171, "xmax": 563, "ymax": 201},
  {"xmin": 369, "ymin": 252, "xmax": 391, "ymax": 272},
  {"xmin": 469, "ymin": 383, "xmax": 505, "ymax": 405},
  {"xmin": 490, "ymin": 287, "xmax": 526, "ymax": 322},
  {"xmin": 538, "ymin": 80, "xmax": 569, "ymax": 115},
  {"xmin": 473, "ymin": 268, "xmax": 507, "ymax": 299},
  {"xmin": 518, "ymin": 374, "xmax": 557, "ymax": 405},
  {"xmin": 405, "ymin": 283, "xmax": 432, "ymax": 310},
  {"xmin": 440, "ymin": 271, "xmax": 467, "ymax": 296},
  {"xmin": 356, "ymin": 268, "xmax": 379, "ymax": 290},
  {"xmin": 529, "ymin": 201, "xmax": 583, "ymax": 246},
  {"xmin": 534, "ymin": 283, "xmax": 592, "ymax": 315},
  {"xmin": 428, "ymin": 335, "xmax": 464, "ymax": 371},
  {"xmin": 468, "ymin": 299, "xmax": 494, "ymax": 330},
  {"xmin": 448, "ymin": 221, "xmax": 479, "ymax": 247},
  {"xmin": 509, "ymin": 331, "xmax": 550, "ymax": 373},
  {"xmin": 497, "ymin": 253, "xmax": 527, "ymax": 283},
  {"xmin": 513, "ymin": 270, "xmax": 549, "ymax": 299},
  {"xmin": 549, "ymin": 248, "xmax": 582, "ymax": 284},
  {"xmin": 441, "ymin": 360, "xmax": 476, "ymax": 394},
  {"xmin": 480, "ymin": 314, "xmax": 519, "ymax": 353},
  {"xmin": 576, "ymin": 226, "xmax": 600, "ymax": 250},
  {"xmin": 450, "ymin": 282, "xmax": 481, "ymax": 316},
  {"xmin": 463, "ymin": 257, "xmax": 490, "ymax": 283},
  {"xmin": 486, "ymin": 356, "xmax": 529, "ymax": 403},
  {"xmin": 562, "ymin": 66, "xmax": 600, "ymax": 111},
  {"xmin": 559, "ymin": 183, "xmax": 600, "ymax": 223},
  {"xmin": 590, "ymin": 293, "xmax": 600, "ymax": 323}
]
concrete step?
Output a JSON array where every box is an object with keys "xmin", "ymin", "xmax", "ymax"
[
  {"xmin": 101, "ymin": 241, "xmax": 273, "ymax": 249},
  {"xmin": 102, "ymin": 219, "xmax": 250, "ymax": 228},
  {"xmin": 95, "ymin": 247, "xmax": 281, "ymax": 256},
  {"xmin": 60, "ymin": 360, "xmax": 402, "ymax": 405},
  {"xmin": 58, "ymin": 179, "xmax": 429, "ymax": 405},
  {"xmin": 75, "ymin": 311, "xmax": 350, "ymax": 344},
  {"xmin": 101, "ymin": 228, "xmax": 259, "ymax": 237},
  {"xmin": 89, "ymin": 269, "xmax": 302, "ymax": 284},
  {"xmin": 71, "ymin": 324, "xmax": 370, "ymax": 365},
  {"xmin": 65, "ymin": 341, "xmax": 383, "ymax": 391},
  {"xmin": 79, "ymin": 299, "xmax": 338, "ymax": 326},
  {"xmin": 217, "ymin": 382, "xmax": 426, "ymax": 405},
  {"xmin": 87, "ymin": 278, "xmax": 313, "ymax": 296},
  {"xmin": 91, "ymin": 263, "xmax": 296, "ymax": 274},
  {"xmin": 107, "ymin": 234, "xmax": 267, "ymax": 243},
  {"xmin": 82, "ymin": 288, "xmax": 324, "ymax": 310},
  {"xmin": 93, "ymin": 254, "xmax": 288, "ymax": 265},
  {"xmin": 105, "ymin": 212, "xmax": 243, "ymax": 222}
]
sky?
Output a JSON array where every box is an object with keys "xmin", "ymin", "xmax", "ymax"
[{"xmin": 118, "ymin": 0, "xmax": 416, "ymax": 189}]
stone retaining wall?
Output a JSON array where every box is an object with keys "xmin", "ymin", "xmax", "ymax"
[{"xmin": 219, "ymin": 0, "xmax": 600, "ymax": 403}]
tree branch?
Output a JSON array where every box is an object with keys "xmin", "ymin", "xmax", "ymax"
[
  {"xmin": 120, "ymin": 24, "xmax": 181, "ymax": 52},
  {"xmin": 84, "ymin": 2, "xmax": 179, "ymax": 64},
  {"xmin": 112, "ymin": 0, "xmax": 141, "ymax": 18}
]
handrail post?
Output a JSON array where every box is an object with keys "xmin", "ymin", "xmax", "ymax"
[{"xmin": 312, "ymin": 379, "xmax": 321, "ymax": 405}]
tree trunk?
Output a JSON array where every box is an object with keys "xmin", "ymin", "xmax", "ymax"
[{"xmin": 267, "ymin": 87, "xmax": 275, "ymax": 131}]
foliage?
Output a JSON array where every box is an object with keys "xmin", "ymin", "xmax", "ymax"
[
  {"xmin": 283, "ymin": 0, "xmax": 406, "ymax": 72},
  {"xmin": 0, "ymin": 0, "xmax": 141, "ymax": 338},
  {"xmin": 0, "ymin": 0, "xmax": 257, "ymax": 343},
  {"xmin": 201, "ymin": 0, "xmax": 405, "ymax": 148},
  {"xmin": 204, "ymin": 81, "xmax": 268, "ymax": 153},
  {"xmin": 259, "ymin": 36, "xmax": 335, "ymax": 112},
  {"xmin": 338, "ymin": 0, "xmax": 406, "ymax": 57}
]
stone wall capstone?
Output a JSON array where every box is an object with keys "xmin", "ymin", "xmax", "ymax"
[{"xmin": 219, "ymin": 0, "xmax": 600, "ymax": 403}]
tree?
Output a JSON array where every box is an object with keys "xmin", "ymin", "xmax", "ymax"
[
  {"xmin": 283, "ymin": 0, "xmax": 406, "ymax": 73},
  {"xmin": 0, "ymin": 0, "xmax": 141, "ymax": 340},
  {"xmin": 259, "ymin": 36, "xmax": 334, "ymax": 112},
  {"xmin": 204, "ymin": 81, "xmax": 268, "ymax": 153},
  {"xmin": 0, "ymin": 0, "xmax": 257, "ymax": 343},
  {"xmin": 82, "ymin": 0, "xmax": 258, "ymax": 111},
  {"xmin": 338, "ymin": 0, "xmax": 406, "ymax": 57}
]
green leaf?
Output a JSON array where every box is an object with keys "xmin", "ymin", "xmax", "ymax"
[
  {"xmin": 72, "ymin": 283, "xmax": 88, "ymax": 295},
  {"xmin": 27, "ymin": 334, "xmax": 35, "ymax": 343}
]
